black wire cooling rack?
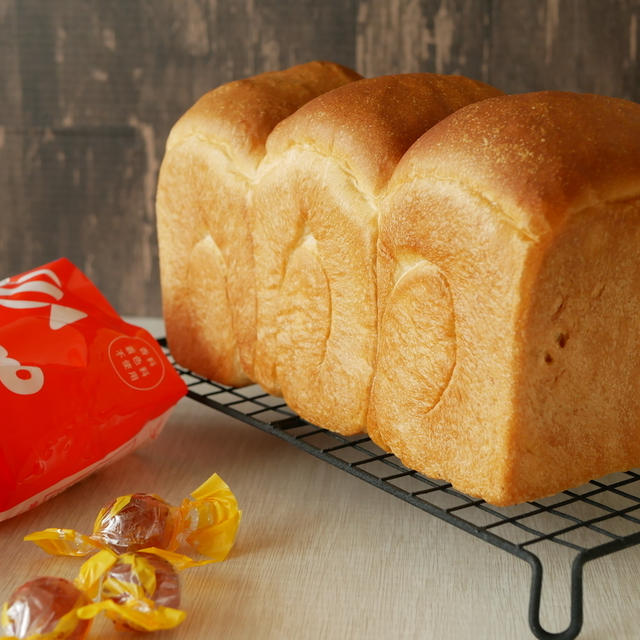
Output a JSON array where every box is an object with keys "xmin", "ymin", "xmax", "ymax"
[{"xmin": 159, "ymin": 339, "xmax": 640, "ymax": 640}]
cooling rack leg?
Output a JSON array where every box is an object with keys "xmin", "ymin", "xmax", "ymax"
[{"xmin": 524, "ymin": 553, "xmax": 585, "ymax": 640}]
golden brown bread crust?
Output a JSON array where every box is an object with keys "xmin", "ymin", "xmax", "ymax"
[
  {"xmin": 392, "ymin": 91, "xmax": 640, "ymax": 236},
  {"xmin": 156, "ymin": 61, "xmax": 361, "ymax": 386},
  {"xmin": 166, "ymin": 61, "xmax": 363, "ymax": 173},
  {"xmin": 265, "ymin": 73, "xmax": 504, "ymax": 194},
  {"xmin": 371, "ymin": 91, "xmax": 640, "ymax": 504},
  {"xmin": 251, "ymin": 73, "xmax": 502, "ymax": 430}
]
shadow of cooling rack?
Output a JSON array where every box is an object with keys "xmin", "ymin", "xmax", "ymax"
[{"xmin": 159, "ymin": 339, "xmax": 640, "ymax": 640}]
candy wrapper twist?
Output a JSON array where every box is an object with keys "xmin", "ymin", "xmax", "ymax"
[{"xmin": 25, "ymin": 473, "xmax": 241, "ymax": 565}]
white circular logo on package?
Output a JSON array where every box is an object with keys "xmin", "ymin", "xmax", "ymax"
[{"xmin": 108, "ymin": 336, "xmax": 166, "ymax": 391}]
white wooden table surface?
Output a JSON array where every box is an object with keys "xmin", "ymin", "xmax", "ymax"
[{"xmin": 1, "ymin": 319, "xmax": 639, "ymax": 640}]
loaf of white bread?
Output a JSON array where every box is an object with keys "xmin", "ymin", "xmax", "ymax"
[{"xmin": 157, "ymin": 63, "xmax": 640, "ymax": 505}]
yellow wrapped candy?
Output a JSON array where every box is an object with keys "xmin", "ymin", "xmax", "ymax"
[
  {"xmin": 0, "ymin": 549, "xmax": 202, "ymax": 638},
  {"xmin": 73, "ymin": 548, "xmax": 197, "ymax": 632},
  {"xmin": 25, "ymin": 473, "xmax": 241, "ymax": 564}
]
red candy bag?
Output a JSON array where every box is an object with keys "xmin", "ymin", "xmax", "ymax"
[{"xmin": 0, "ymin": 258, "xmax": 187, "ymax": 522}]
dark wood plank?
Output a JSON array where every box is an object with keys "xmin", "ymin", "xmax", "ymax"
[
  {"xmin": 0, "ymin": 125, "xmax": 24, "ymax": 265},
  {"xmin": 12, "ymin": 0, "xmax": 358, "ymax": 147},
  {"xmin": 0, "ymin": 126, "xmax": 156, "ymax": 316},
  {"xmin": 489, "ymin": 0, "xmax": 640, "ymax": 101},
  {"xmin": 356, "ymin": 0, "xmax": 491, "ymax": 82},
  {"xmin": 357, "ymin": 0, "xmax": 640, "ymax": 100},
  {"xmin": 0, "ymin": 0, "xmax": 23, "ymax": 125}
]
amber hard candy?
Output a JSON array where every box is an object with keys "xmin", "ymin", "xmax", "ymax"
[
  {"xmin": 25, "ymin": 473, "xmax": 240, "ymax": 563},
  {"xmin": 83, "ymin": 551, "xmax": 183, "ymax": 632},
  {"xmin": 105, "ymin": 552, "xmax": 180, "ymax": 610},
  {"xmin": 1, "ymin": 576, "xmax": 91, "ymax": 640},
  {"xmin": 92, "ymin": 493, "xmax": 180, "ymax": 554}
]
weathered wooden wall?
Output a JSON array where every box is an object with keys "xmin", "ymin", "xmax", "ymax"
[{"xmin": 1, "ymin": 0, "xmax": 638, "ymax": 315}]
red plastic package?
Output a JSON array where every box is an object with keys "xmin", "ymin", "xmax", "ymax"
[{"xmin": 0, "ymin": 258, "xmax": 187, "ymax": 522}]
